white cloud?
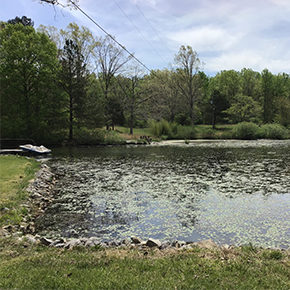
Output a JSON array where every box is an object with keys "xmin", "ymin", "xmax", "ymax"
[
  {"xmin": 168, "ymin": 26, "xmax": 242, "ymax": 52},
  {"xmin": 3, "ymin": 0, "xmax": 289, "ymax": 74},
  {"xmin": 206, "ymin": 49, "xmax": 290, "ymax": 74}
]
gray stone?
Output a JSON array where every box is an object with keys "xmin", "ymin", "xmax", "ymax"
[
  {"xmin": 0, "ymin": 207, "xmax": 9, "ymax": 212},
  {"xmin": 54, "ymin": 243, "xmax": 65, "ymax": 248},
  {"xmin": 131, "ymin": 236, "xmax": 142, "ymax": 244},
  {"xmin": 100, "ymin": 242, "xmax": 108, "ymax": 248},
  {"xmin": 0, "ymin": 228, "xmax": 11, "ymax": 237},
  {"xmin": 197, "ymin": 239, "xmax": 218, "ymax": 249},
  {"xmin": 172, "ymin": 240, "xmax": 186, "ymax": 248},
  {"xmin": 85, "ymin": 240, "xmax": 96, "ymax": 247},
  {"xmin": 222, "ymin": 244, "xmax": 230, "ymax": 250},
  {"xmin": 25, "ymin": 234, "xmax": 38, "ymax": 244},
  {"xmin": 160, "ymin": 241, "xmax": 171, "ymax": 250},
  {"xmin": 146, "ymin": 238, "xmax": 162, "ymax": 248},
  {"xmin": 64, "ymin": 239, "xmax": 82, "ymax": 249},
  {"xmin": 3, "ymin": 225, "xmax": 13, "ymax": 232},
  {"xmin": 179, "ymin": 244, "xmax": 193, "ymax": 250},
  {"xmin": 40, "ymin": 237, "xmax": 54, "ymax": 246},
  {"xmin": 122, "ymin": 238, "xmax": 131, "ymax": 246},
  {"xmin": 51, "ymin": 239, "xmax": 65, "ymax": 246},
  {"xmin": 108, "ymin": 240, "xmax": 119, "ymax": 247}
]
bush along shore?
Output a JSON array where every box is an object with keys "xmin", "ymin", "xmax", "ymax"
[{"xmin": 65, "ymin": 122, "xmax": 290, "ymax": 146}]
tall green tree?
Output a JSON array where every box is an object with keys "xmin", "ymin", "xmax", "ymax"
[
  {"xmin": 58, "ymin": 23, "xmax": 96, "ymax": 140},
  {"xmin": 174, "ymin": 45, "xmax": 201, "ymax": 124},
  {"xmin": 261, "ymin": 69, "xmax": 275, "ymax": 123},
  {"xmin": 240, "ymin": 68, "xmax": 262, "ymax": 100},
  {"xmin": 224, "ymin": 94, "xmax": 262, "ymax": 124},
  {"xmin": 94, "ymin": 36, "xmax": 131, "ymax": 129},
  {"xmin": 60, "ymin": 39, "xmax": 88, "ymax": 140},
  {"xmin": 0, "ymin": 22, "xmax": 62, "ymax": 141}
]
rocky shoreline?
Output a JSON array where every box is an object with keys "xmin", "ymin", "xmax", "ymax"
[
  {"xmin": 1, "ymin": 163, "xmax": 55, "ymax": 237},
  {"xmin": 0, "ymin": 162, "xmax": 235, "ymax": 251},
  {"xmin": 1, "ymin": 163, "xmax": 286, "ymax": 252}
]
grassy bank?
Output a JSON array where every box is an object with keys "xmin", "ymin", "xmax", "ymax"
[
  {"xmin": 0, "ymin": 237, "xmax": 289, "ymax": 289},
  {"xmin": 115, "ymin": 122, "xmax": 290, "ymax": 141},
  {"xmin": 0, "ymin": 155, "xmax": 40, "ymax": 226}
]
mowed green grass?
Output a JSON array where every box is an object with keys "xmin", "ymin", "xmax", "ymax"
[
  {"xmin": 0, "ymin": 238, "xmax": 289, "ymax": 289},
  {"xmin": 0, "ymin": 155, "xmax": 40, "ymax": 225}
]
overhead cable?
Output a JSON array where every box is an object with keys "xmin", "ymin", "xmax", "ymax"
[{"xmin": 68, "ymin": 0, "xmax": 151, "ymax": 73}]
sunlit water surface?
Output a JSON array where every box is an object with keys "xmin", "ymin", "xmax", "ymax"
[{"xmin": 36, "ymin": 140, "xmax": 290, "ymax": 248}]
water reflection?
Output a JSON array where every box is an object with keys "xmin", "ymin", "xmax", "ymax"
[{"xmin": 35, "ymin": 140, "xmax": 290, "ymax": 248}]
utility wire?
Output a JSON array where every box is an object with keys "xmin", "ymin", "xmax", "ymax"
[
  {"xmin": 135, "ymin": 4, "xmax": 173, "ymax": 58},
  {"xmin": 67, "ymin": 0, "xmax": 151, "ymax": 73},
  {"xmin": 113, "ymin": 0, "xmax": 168, "ymax": 65}
]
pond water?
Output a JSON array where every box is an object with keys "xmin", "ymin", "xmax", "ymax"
[{"xmin": 36, "ymin": 140, "xmax": 290, "ymax": 248}]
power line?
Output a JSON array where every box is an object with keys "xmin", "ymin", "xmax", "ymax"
[
  {"xmin": 67, "ymin": 0, "xmax": 151, "ymax": 73},
  {"xmin": 134, "ymin": 4, "xmax": 173, "ymax": 58},
  {"xmin": 113, "ymin": 0, "xmax": 168, "ymax": 65},
  {"xmin": 42, "ymin": 0, "xmax": 170, "ymax": 83}
]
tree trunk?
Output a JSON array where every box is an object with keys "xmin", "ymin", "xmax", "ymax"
[
  {"xmin": 69, "ymin": 94, "xmax": 73, "ymax": 140},
  {"xmin": 129, "ymin": 104, "xmax": 134, "ymax": 135},
  {"xmin": 212, "ymin": 107, "xmax": 216, "ymax": 129}
]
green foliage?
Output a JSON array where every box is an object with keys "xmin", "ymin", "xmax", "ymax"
[
  {"xmin": 275, "ymin": 97, "xmax": 290, "ymax": 126},
  {"xmin": 241, "ymin": 243, "xmax": 258, "ymax": 253},
  {"xmin": 174, "ymin": 113, "xmax": 191, "ymax": 125},
  {"xmin": 104, "ymin": 130, "xmax": 126, "ymax": 145},
  {"xmin": 0, "ymin": 23, "xmax": 63, "ymax": 142},
  {"xmin": 224, "ymin": 94, "xmax": 262, "ymax": 124},
  {"xmin": 74, "ymin": 128, "xmax": 105, "ymax": 145},
  {"xmin": 200, "ymin": 128, "xmax": 216, "ymax": 139},
  {"xmin": 262, "ymin": 250, "xmax": 283, "ymax": 260},
  {"xmin": 261, "ymin": 69, "xmax": 275, "ymax": 123},
  {"xmin": 233, "ymin": 122, "xmax": 260, "ymax": 140},
  {"xmin": 174, "ymin": 125, "xmax": 196, "ymax": 139},
  {"xmin": 260, "ymin": 124, "xmax": 288, "ymax": 139},
  {"xmin": 1, "ymin": 19, "xmax": 289, "ymax": 144},
  {"xmin": 149, "ymin": 119, "xmax": 172, "ymax": 137},
  {"xmin": 149, "ymin": 120, "xmax": 196, "ymax": 139}
]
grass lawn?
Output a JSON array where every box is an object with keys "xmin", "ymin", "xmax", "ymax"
[
  {"xmin": 115, "ymin": 126, "xmax": 154, "ymax": 141},
  {"xmin": 0, "ymin": 155, "xmax": 40, "ymax": 226},
  {"xmin": 0, "ymin": 237, "xmax": 289, "ymax": 289}
]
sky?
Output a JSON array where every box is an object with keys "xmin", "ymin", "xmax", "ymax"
[{"xmin": 1, "ymin": 0, "xmax": 290, "ymax": 75}]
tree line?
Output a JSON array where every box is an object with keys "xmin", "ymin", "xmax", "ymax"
[{"xmin": 0, "ymin": 17, "xmax": 289, "ymax": 144}]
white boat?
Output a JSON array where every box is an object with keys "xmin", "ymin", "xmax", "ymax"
[{"xmin": 19, "ymin": 144, "xmax": 51, "ymax": 154}]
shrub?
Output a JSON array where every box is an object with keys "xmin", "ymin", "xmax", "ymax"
[
  {"xmin": 175, "ymin": 125, "xmax": 196, "ymax": 139},
  {"xmin": 260, "ymin": 124, "xmax": 288, "ymax": 139},
  {"xmin": 149, "ymin": 119, "xmax": 172, "ymax": 137},
  {"xmin": 218, "ymin": 130, "xmax": 234, "ymax": 139},
  {"xmin": 74, "ymin": 128, "xmax": 105, "ymax": 145},
  {"xmin": 200, "ymin": 128, "xmax": 216, "ymax": 139},
  {"xmin": 149, "ymin": 120, "xmax": 196, "ymax": 139},
  {"xmin": 174, "ymin": 113, "xmax": 191, "ymax": 126},
  {"xmin": 233, "ymin": 122, "xmax": 260, "ymax": 140},
  {"xmin": 104, "ymin": 130, "xmax": 126, "ymax": 145},
  {"xmin": 262, "ymin": 250, "xmax": 283, "ymax": 260}
]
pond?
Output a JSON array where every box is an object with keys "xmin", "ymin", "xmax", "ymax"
[{"xmin": 36, "ymin": 140, "xmax": 290, "ymax": 248}]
